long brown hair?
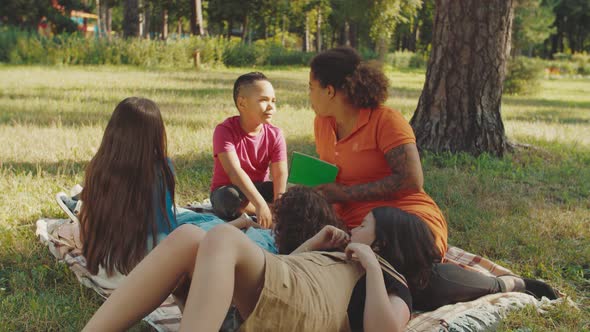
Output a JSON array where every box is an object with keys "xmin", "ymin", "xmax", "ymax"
[
  {"xmin": 79, "ymin": 97, "xmax": 175, "ymax": 275},
  {"xmin": 371, "ymin": 207, "xmax": 441, "ymax": 290},
  {"xmin": 272, "ymin": 185, "xmax": 345, "ymax": 254}
]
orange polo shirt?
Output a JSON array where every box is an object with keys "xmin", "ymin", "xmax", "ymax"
[{"xmin": 314, "ymin": 106, "xmax": 448, "ymax": 256}]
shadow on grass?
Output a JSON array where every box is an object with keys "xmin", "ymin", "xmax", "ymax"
[
  {"xmin": 504, "ymin": 108, "xmax": 590, "ymax": 125},
  {"xmin": 0, "ymin": 87, "xmax": 223, "ymax": 128},
  {"xmin": 1, "ymin": 159, "xmax": 88, "ymax": 176},
  {"xmin": 503, "ymin": 97, "xmax": 590, "ymax": 109}
]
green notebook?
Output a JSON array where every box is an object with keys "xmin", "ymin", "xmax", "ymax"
[{"xmin": 288, "ymin": 151, "xmax": 339, "ymax": 186}]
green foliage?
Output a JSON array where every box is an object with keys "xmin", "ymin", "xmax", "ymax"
[
  {"xmin": 0, "ymin": 29, "xmax": 319, "ymax": 68},
  {"xmin": 512, "ymin": 0, "xmax": 556, "ymax": 55},
  {"xmin": 504, "ymin": 56, "xmax": 544, "ymax": 95},
  {"xmin": 544, "ymin": 52, "xmax": 590, "ymax": 76},
  {"xmin": 222, "ymin": 42, "xmax": 259, "ymax": 67},
  {"xmin": 222, "ymin": 41, "xmax": 315, "ymax": 67},
  {"xmin": 388, "ymin": 50, "xmax": 426, "ymax": 69}
]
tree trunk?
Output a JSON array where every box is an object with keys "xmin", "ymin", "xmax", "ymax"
[
  {"xmin": 410, "ymin": 0, "xmax": 514, "ymax": 157},
  {"xmin": 340, "ymin": 21, "xmax": 351, "ymax": 46},
  {"xmin": 409, "ymin": 18, "xmax": 419, "ymax": 52},
  {"xmin": 142, "ymin": 1, "xmax": 150, "ymax": 39},
  {"xmin": 316, "ymin": 7, "xmax": 322, "ymax": 52},
  {"xmin": 190, "ymin": 0, "xmax": 204, "ymax": 36},
  {"xmin": 123, "ymin": 0, "xmax": 140, "ymax": 38},
  {"xmin": 96, "ymin": 0, "xmax": 102, "ymax": 38},
  {"xmin": 349, "ymin": 23, "xmax": 358, "ymax": 49},
  {"xmin": 106, "ymin": 7, "xmax": 112, "ymax": 38},
  {"xmin": 304, "ymin": 13, "xmax": 310, "ymax": 52},
  {"xmin": 241, "ymin": 16, "xmax": 248, "ymax": 42},
  {"xmin": 376, "ymin": 37, "xmax": 388, "ymax": 61},
  {"xmin": 227, "ymin": 19, "xmax": 233, "ymax": 39},
  {"xmin": 162, "ymin": 8, "xmax": 168, "ymax": 40}
]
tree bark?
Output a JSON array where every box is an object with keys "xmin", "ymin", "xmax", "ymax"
[
  {"xmin": 410, "ymin": 0, "xmax": 514, "ymax": 157},
  {"xmin": 123, "ymin": 0, "xmax": 140, "ymax": 38}
]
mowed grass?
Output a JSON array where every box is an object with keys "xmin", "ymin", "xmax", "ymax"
[{"xmin": 0, "ymin": 65, "xmax": 589, "ymax": 331}]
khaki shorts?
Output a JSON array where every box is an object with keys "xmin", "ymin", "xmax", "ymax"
[{"xmin": 239, "ymin": 251, "xmax": 364, "ymax": 332}]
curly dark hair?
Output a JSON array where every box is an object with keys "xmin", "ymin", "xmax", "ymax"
[
  {"xmin": 371, "ymin": 207, "xmax": 441, "ymax": 290},
  {"xmin": 310, "ymin": 47, "xmax": 389, "ymax": 109},
  {"xmin": 272, "ymin": 185, "xmax": 345, "ymax": 254}
]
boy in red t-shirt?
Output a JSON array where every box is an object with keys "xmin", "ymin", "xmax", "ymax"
[{"xmin": 210, "ymin": 72, "xmax": 288, "ymax": 228}]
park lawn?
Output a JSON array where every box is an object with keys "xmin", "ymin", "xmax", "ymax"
[{"xmin": 0, "ymin": 65, "xmax": 588, "ymax": 331}]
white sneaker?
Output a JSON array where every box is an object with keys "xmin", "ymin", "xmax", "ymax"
[{"xmin": 55, "ymin": 192, "xmax": 80, "ymax": 223}]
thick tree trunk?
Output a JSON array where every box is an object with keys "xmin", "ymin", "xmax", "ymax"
[
  {"xmin": 410, "ymin": 0, "xmax": 514, "ymax": 157},
  {"xmin": 123, "ymin": 0, "xmax": 140, "ymax": 38}
]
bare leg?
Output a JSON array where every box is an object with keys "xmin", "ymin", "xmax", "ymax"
[
  {"xmin": 83, "ymin": 224, "xmax": 206, "ymax": 332},
  {"xmin": 179, "ymin": 224, "xmax": 266, "ymax": 332}
]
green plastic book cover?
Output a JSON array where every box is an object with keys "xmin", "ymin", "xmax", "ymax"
[{"xmin": 287, "ymin": 151, "xmax": 339, "ymax": 186}]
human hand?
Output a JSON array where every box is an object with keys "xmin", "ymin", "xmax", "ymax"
[
  {"xmin": 255, "ymin": 203, "xmax": 273, "ymax": 228},
  {"xmin": 344, "ymin": 243, "xmax": 380, "ymax": 271},
  {"xmin": 315, "ymin": 183, "xmax": 348, "ymax": 203},
  {"xmin": 229, "ymin": 214, "xmax": 262, "ymax": 229},
  {"xmin": 310, "ymin": 225, "xmax": 350, "ymax": 251}
]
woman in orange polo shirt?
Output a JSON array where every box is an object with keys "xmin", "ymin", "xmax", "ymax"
[{"xmin": 308, "ymin": 47, "xmax": 448, "ymax": 258}]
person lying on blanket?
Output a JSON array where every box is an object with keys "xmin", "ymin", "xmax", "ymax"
[
  {"xmin": 272, "ymin": 188, "xmax": 558, "ymax": 313},
  {"xmin": 71, "ymin": 97, "xmax": 273, "ymax": 279},
  {"xmin": 83, "ymin": 190, "xmax": 416, "ymax": 332}
]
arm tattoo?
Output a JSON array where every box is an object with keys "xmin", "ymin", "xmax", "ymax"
[{"xmin": 342, "ymin": 145, "xmax": 409, "ymax": 202}]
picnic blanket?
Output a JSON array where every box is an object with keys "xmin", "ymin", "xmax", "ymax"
[{"xmin": 36, "ymin": 218, "xmax": 564, "ymax": 332}]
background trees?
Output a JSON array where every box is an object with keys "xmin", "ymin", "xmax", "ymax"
[{"xmin": 1, "ymin": 0, "xmax": 588, "ymax": 56}]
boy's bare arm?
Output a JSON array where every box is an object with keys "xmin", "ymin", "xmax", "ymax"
[
  {"xmin": 270, "ymin": 160, "xmax": 288, "ymax": 201},
  {"xmin": 217, "ymin": 151, "xmax": 272, "ymax": 227}
]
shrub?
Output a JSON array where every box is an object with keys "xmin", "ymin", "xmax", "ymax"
[
  {"xmin": 222, "ymin": 42, "xmax": 259, "ymax": 67},
  {"xmin": 409, "ymin": 52, "xmax": 427, "ymax": 69},
  {"xmin": 387, "ymin": 50, "xmax": 427, "ymax": 69},
  {"xmin": 504, "ymin": 56, "xmax": 544, "ymax": 95}
]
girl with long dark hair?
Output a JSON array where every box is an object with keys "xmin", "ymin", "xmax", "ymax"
[{"xmin": 79, "ymin": 97, "xmax": 266, "ymax": 277}]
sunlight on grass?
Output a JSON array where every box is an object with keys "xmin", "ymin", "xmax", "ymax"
[{"xmin": 1, "ymin": 66, "xmax": 588, "ymax": 331}]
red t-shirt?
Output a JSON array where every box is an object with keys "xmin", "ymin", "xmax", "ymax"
[
  {"xmin": 315, "ymin": 106, "xmax": 448, "ymax": 255},
  {"xmin": 211, "ymin": 116, "xmax": 287, "ymax": 191}
]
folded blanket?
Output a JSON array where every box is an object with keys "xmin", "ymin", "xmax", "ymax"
[{"xmin": 36, "ymin": 218, "xmax": 563, "ymax": 332}]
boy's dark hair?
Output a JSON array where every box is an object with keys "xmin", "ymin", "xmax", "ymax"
[
  {"xmin": 310, "ymin": 47, "xmax": 389, "ymax": 109},
  {"xmin": 371, "ymin": 207, "xmax": 441, "ymax": 290},
  {"xmin": 272, "ymin": 185, "xmax": 345, "ymax": 254},
  {"xmin": 233, "ymin": 72, "xmax": 269, "ymax": 107}
]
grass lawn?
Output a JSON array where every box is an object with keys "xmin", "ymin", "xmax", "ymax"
[{"xmin": 0, "ymin": 65, "xmax": 588, "ymax": 331}]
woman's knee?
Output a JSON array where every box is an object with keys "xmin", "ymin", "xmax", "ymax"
[
  {"xmin": 201, "ymin": 223, "xmax": 245, "ymax": 253},
  {"xmin": 162, "ymin": 224, "xmax": 206, "ymax": 252}
]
